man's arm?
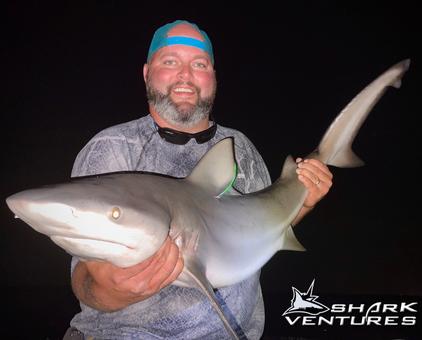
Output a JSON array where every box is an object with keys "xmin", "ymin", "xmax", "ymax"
[
  {"xmin": 292, "ymin": 158, "xmax": 333, "ymax": 226},
  {"xmin": 71, "ymin": 236, "xmax": 184, "ymax": 312}
]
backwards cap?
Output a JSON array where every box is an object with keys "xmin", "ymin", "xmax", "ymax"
[{"xmin": 147, "ymin": 20, "xmax": 214, "ymax": 64}]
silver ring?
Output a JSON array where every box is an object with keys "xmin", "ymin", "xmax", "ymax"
[{"xmin": 315, "ymin": 177, "xmax": 321, "ymax": 186}]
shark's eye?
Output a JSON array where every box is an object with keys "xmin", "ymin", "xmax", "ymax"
[{"xmin": 111, "ymin": 207, "xmax": 121, "ymax": 220}]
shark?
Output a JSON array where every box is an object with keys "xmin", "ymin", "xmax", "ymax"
[{"xmin": 5, "ymin": 59, "xmax": 410, "ymax": 339}]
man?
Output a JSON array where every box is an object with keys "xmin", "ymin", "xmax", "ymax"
[{"xmin": 64, "ymin": 20, "xmax": 332, "ymax": 339}]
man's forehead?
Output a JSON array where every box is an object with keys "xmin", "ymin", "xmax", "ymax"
[
  {"xmin": 153, "ymin": 45, "xmax": 212, "ymax": 63},
  {"xmin": 167, "ymin": 23, "xmax": 205, "ymax": 41}
]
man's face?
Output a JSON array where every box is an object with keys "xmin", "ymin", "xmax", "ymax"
[{"xmin": 145, "ymin": 44, "xmax": 217, "ymax": 127}]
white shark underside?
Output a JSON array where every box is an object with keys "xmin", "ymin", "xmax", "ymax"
[{"xmin": 6, "ymin": 59, "xmax": 410, "ymax": 339}]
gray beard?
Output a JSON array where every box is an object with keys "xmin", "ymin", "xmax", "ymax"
[{"xmin": 146, "ymin": 79, "xmax": 216, "ymax": 128}]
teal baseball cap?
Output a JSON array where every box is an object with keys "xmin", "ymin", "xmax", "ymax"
[{"xmin": 147, "ymin": 20, "xmax": 214, "ymax": 64}]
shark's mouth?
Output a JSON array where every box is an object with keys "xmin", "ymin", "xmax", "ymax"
[{"xmin": 50, "ymin": 235, "xmax": 134, "ymax": 258}]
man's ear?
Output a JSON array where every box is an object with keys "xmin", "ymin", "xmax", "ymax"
[{"xmin": 143, "ymin": 63, "xmax": 148, "ymax": 83}]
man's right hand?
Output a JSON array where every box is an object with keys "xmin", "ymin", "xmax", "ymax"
[{"xmin": 71, "ymin": 236, "xmax": 184, "ymax": 312}]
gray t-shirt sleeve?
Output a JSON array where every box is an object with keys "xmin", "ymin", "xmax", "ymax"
[{"xmin": 71, "ymin": 135, "xmax": 132, "ymax": 177}]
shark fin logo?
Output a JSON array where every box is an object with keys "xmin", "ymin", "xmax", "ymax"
[{"xmin": 283, "ymin": 279, "xmax": 330, "ymax": 316}]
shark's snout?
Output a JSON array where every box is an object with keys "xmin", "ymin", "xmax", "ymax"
[
  {"xmin": 5, "ymin": 186, "xmax": 169, "ymax": 267},
  {"xmin": 6, "ymin": 192, "xmax": 31, "ymax": 218},
  {"xmin": 6, "ymin": 194, "xmax": 18, "ymax": 215}
]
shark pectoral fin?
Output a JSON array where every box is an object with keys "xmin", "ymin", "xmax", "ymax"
[
  {"xmin": 279, "ymin": 225, "xmax": 306, "ymax": 252},
  {"xmin": 328, "ymin": 148, "xmax": 365, "ymax": 168},
  {"xmin": 185, "ymin": 138, "xmax": 238, "ymax": 197},
  {"xmin": 180, "ymin": 259, "xmax": 240, "ymax": 340}
]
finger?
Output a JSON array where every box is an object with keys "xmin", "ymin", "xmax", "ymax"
[
  {"xmin": 297, "ymin": 162, "xmax": 331, "ymax": 183},
  {"xmin": 297, "ymin": 174, "xmax": 316, "ymax": 189},
  {"xmin": 113, "ymin": 237, "xmax": 173, "ymax": 288},
  {"xmin": 296, "ymin": 164, "xmax": 318, "ymax": 184},
  {"xmin": 159, "ymin": 256, "xmax": 184, "ymax": 290},
  {"xmin": 133, "ymin": 242, "xmax": 179, "ymax": 296},
  {"xmin": 120, "ymin": 238, "xmax": 175, "ymax": 294},
  {"xmin": 297, "ymin": 168, "xmax": 324, "ymax": 185},
  {"xmin": 117, "ymin": 236, "xmax": 173, "ymax": 280},
  {"xmin": 300, "ymin": 160, "xmax": 329, "ymax": 176},
  {"xmin": 137, "ymin": 236, "xmax": 174, "ymax": 278},
  {"xmin": 148, "ymin": 241, "xmax": 181, "ymax": 290},
  {"xmin": 303, "ymin": 159, "xmax": 333, "ymax": 178},
  {"xmin": 84, "ymin": 260, "xmax": 131, "ymax": 283}
]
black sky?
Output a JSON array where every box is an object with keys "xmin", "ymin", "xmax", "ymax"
[{"xmin": 2, "ymin": 2, "xmax": 420, "ymax": 338}]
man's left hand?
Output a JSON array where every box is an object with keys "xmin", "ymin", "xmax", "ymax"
[{"xmin": 296, "ymin": 158, "xmax": 333, "ymax": 209}]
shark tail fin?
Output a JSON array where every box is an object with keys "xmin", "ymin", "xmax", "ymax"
[
  {"xmin": 326, "ymin": 147, "xmax": 365, "ymax": 168},
  {"xmin": 315, "ymin": 58, "xmax": 410, "ymax": 168},
  {"xmin": 392, "ymin": 59, "xmax": 411, "ymax": 88}
]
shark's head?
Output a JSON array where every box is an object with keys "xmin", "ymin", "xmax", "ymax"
[{"xmin": 6, "ymin": 174, "xmax": 171, "ymax": 267}]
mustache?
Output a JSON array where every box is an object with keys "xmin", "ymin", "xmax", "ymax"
[{"xmin": 168, "ymin": 81, "xmax": 200, "ymax": 95}]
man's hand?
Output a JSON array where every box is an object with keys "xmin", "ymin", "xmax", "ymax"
[
  {"xmin": 292, "ymin": 158, "xmax": 333, "ymax": 225},
  {"xmin": 296, "ymin": 158, "xmax": 333, "ymax": 208},
  {"xmin": 72, "ymin": 236, "xmax": 184, "ymax": 312}
]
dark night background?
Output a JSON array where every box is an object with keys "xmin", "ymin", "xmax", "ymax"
[{"xmin": 2, "ymin": 2, "xmax": 421, "ymax": 339}]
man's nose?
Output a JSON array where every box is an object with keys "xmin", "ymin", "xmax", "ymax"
[{"xmin": 177, "ymin": 64, "xmax": 192, "ymax": 81}]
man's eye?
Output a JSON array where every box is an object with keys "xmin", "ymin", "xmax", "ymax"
[
  {"xmin": 163, "ymin": 60, "xmax": 176, "ymax": 65},
  {"xmin": 193, "ymin": 62, "xmax": 207, "ymax": 69}
]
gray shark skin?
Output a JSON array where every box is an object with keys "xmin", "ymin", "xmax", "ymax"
[{"xmin": 5, "ymin": 59, "xmax": 410, "ymax": 339}]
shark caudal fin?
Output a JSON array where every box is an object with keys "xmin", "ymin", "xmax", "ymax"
[
  {"xmin": 316, "ymin": 59, "xmax": 410, "ymax": 167},
  {"xmin": 268, "ymin": 60, "xmax": 410, "ymax": 253},
  {"xmin": 186, "ymin": 138, "xmax": 238, "ymax": 197}
]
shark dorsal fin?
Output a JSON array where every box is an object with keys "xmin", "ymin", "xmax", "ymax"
[{"xmin": 186, "ymin": 138, "xmax": 237, "ymax": 197}]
